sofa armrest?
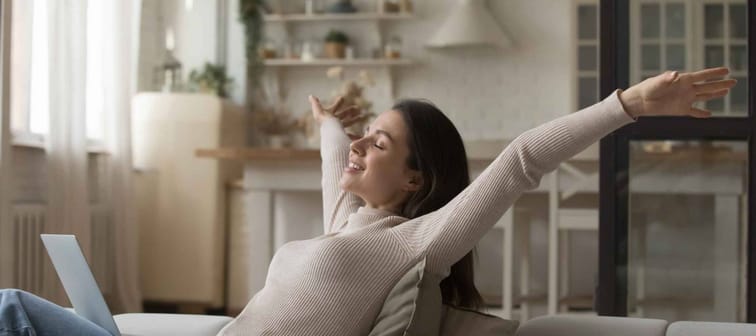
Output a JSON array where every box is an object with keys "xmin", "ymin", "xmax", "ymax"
[
  {"xmin": 667, "ymin": 321, "xmax": 756, "ymax": 336},
  {"xmin": 515, "ymin": 315, "xmax": 668, "ymax": 336}
]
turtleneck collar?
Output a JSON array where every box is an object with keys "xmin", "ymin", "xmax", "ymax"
[
  {"xmin": 357, "ymin": 206, "xmax": 398, "ymax": 217},
  {"xmin": 345, "ymin": 206, "xmax": 407, "ymax": 231}
]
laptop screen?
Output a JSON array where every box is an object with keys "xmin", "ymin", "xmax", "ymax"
[{"xmin": 41, "ymin": 234, "xmax": 120, "ymax": 336}]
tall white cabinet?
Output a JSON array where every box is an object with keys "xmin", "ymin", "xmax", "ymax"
[{"xmin": 132, "ymin": 93, "xmax": 245, "ymax": 308}]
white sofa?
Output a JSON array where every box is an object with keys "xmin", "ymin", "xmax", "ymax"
[
  {"xmin": 515, "ymin": 315, "xmax": 756, "ymax": 336},
  {"xmin": 113, "ymin": 313, "xmax": 756, "ymax": 336},
  {"xmin": 114, "ymin": 313, "xmax": 233, "ymax": 336}
]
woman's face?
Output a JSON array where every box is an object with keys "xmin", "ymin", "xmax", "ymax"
[{"xmin": 339, "ymin": 110, "xmax": 422, "ymax": 211}]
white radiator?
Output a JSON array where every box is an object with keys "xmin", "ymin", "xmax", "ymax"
[
  {"xmin": 11, "ymin": 203, "xmax": 114, "ymax": 295},
  {"xmin": 12, "ymin": 204, "xmax": 46, "ymax": 294}
]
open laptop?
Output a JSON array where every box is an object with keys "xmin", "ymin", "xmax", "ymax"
[{"xmin": 41, "ymin": 234, "xmax": 122, "ymax": 336}]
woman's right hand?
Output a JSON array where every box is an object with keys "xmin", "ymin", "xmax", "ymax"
[{"xmin": 309, "ymin": 95, "xmax": 365, "ymax": 139}]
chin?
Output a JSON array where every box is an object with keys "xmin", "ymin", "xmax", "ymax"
[
  {"xmin": 340, "ymin": 180, "xmax": 365, "ymax": 200},
  {"xmin": 339, "ymin": 178, "xmax": 354, "ymax": 193}
]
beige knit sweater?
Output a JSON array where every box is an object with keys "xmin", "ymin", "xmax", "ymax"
[{"xmin": 217, "ymin": 92, "xmax": 634, "ymax": 335}]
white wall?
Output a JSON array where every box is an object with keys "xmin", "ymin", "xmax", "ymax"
[
  {"xmin": 141, "ymin": 0, "xmax": 576, "ymax": 141},
  {"xmin": 137, "ymin": 0, "xmax": 163, "ymax": 92},
  {"xmin": 139, "ymin": 0, "xmax": 219, "ymax": 92},
  {"xmin": 220, "ymin": 0, "xmax": 575, "ymax": 141},
  {"xmin": 168, "ymin": 0, "xmax": 219, "ymax": 72}
]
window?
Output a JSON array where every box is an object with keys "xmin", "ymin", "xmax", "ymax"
[
  {"xmin": 10, "ymin": 0, "xmax": 108, "ymax": 142},
  {"xmin": 632, "ymin": 1, "xmax": 689, "ymax": 80},
  {"xmin": 599, "ymin": 0, "xmax": 753, "ymax": 322},
  {"xmin": 28, "ymin": 0, "xmax": 49, "ymax": 135},
  {"xmin": 702, "ymin": 1, "xmax": 748, "ymax": 115},
  {"xmin": 576, "ymin": 0, "xmax": 600, "ymax": 110},
  {"xmin": 630, "ymin": 0, "xmax": 747, "ymax": 115},
  {"xmin": 86, "ymin": 0, "xmax": 106, "ymax": 141}
]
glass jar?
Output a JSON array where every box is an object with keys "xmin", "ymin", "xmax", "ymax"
[
  {"xmin": 385, "ymin": 36, "xmax": 402, "ymax": 59},
  {"xmin": 260, "ymin": 39, "xmax": 278, "ymax": 59}
]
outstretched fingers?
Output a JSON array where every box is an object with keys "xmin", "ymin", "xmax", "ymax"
[
  {"xmin": 693, "ymin": 79, "xmax": 737, "ymax": 94},
  {"xmin": 325, "ymin": 96, "xmax": 345, "ymax": 113},
  {"xmin": 341, "ymin": 113, "xmax": 370, "ymax": 128},
  {"xmin": 694, "ymin": 88, "xmax": 730, "ymax": 102},
  {"xmin": 688, "ymin": 67, "xmax": 730, "ymax": 82},
  {"xmin": 308, "ymin": 95, "xmax": 322, "ymax": 110},
  {"xmin": 689, "ymin": 107, "xmax": 712, "ymax": 118},
  {"xmin": 334, "ymin": 105, "xmax": 360, "ymax": 118}
]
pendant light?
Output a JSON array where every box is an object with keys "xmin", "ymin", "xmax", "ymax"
[{"xmin": 426, "ymin": 0, "xmax": 513, "ymax": 49}]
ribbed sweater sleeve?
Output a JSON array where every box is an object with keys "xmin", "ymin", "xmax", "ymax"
[
  {"xmin": 320, "ymin": 117, "xmax": 363, "ymax": 234},
  {"xmin": 392, "ymin": 91, "xmax": 636, "ymax": 274}
]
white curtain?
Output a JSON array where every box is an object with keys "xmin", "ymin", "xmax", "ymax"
[
  {"xmin": 100, "ymin": 0, "xmax": 143, "ymax": 313},
  {"xmin": 44, "ymin": 0, "xmax": 143, "ymax": 312},
  {"xmin": 45, "ymin": 0, "xmax": 92, "ymax": 304},
  {"xmin": 0, "ymin": 0, "xmax": 16, "ymax": 289}
]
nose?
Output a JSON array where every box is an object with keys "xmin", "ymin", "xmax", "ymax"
[{"xmin": 350, "ymin": 137, "xmax": 366, "ymax": 156}]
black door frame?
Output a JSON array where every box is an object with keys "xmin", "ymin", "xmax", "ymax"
[{"xmin": 597, "ymin": 0, "xmax": 756, "ymax": 322}]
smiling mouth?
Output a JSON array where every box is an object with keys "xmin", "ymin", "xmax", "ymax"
[{"xmin": 348, "ymin": 162, "xmax": 364, "ymax": 171}]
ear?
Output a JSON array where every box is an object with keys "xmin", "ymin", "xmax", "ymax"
[{"xmin": 404, "ymin": 171, "xmax": 424, "ymax": 192}]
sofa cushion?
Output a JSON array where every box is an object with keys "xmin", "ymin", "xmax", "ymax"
[
  {"xmin": 369, "ymin": 259, "xmax": 443, "ymax": 336},
  {"xmin": 667, "ymin": 321, "xmax": 756, "ymax": 336},
  {"xmin": 515, "ymin": 315, "xmax": 668, "ymax": 336},
  {"xmin": 368, "ymin": 260, "xmax": 428, "ymax": 336},
  {"xmin": 369, "ymin": 259, "xmax": 516, "ymax": 336},
  {"xmin": 440, "ymin": 305, "xmax": 519, "ymax": 336},
  {"xmin": 114, "ymin": 313, "xmax": 232, "ymax": 336}
]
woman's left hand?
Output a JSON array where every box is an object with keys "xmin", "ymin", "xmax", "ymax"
[{"xmin": 619, "ymin": 67, "xmax": 737, "ymax": 118}]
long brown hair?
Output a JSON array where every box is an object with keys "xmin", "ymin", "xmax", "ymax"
[{"xmin": 392, "ymin": 99, "xmax": 483, "ymax": 309}]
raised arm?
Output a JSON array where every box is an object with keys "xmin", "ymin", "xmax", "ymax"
[
  {"xmin": 319, "ymin": 117, "xmax": 363, "ymax": 233},
  {"xmin": 392, "ymin": 67, "xmax": 736, "ymax": 274},
  {"xmin": 311, "ymin": 96, "xmax": 366, "ymax": 233}
]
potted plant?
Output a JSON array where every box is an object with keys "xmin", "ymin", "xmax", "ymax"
[
  {"xmin": 239, "ymin": 0, "xmax": 267, "ymax": 107},
  {"xmin": 252, "ymin": 106, "xmax": 301, "ymax": 148},
  {"xmin": 324, "ymin": 30, "xmax": 349, "ymax": 59},
  {"xmin": 188, "ymin": 63, "xmax": 234, "ymax": 98}
]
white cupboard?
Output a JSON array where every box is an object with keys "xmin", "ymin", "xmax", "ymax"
[{"xmin": 132, "ymin": 93, "xmax": 245, "ymax": 307}]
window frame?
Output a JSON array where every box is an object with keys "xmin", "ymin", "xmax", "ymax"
[
  {"xmin": 628, "ymin": 0, "xmax": 748, "ymax": 115},
  {"xmin": 598, "ymin": 0, "xmax": 756, "ymax": 322},
  {"xmin": 8, "ymin": 0, "xmax": 108, "ymax": 150},
  {"xmin": 575, "ymin": 0, "xmax": 601, "ymax": 111}
]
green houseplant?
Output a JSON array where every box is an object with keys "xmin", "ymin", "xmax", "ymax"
[
  {"xmin": 239, "ymin": 0, "xmax": 267, "ymax": 106},
  {"xmin": 239, "ymin": 0, "xmax": 274, "ymax": 146},
  {"xmin": 188, "ymin": 63, "xmax": 234, "ymax": 98},
  {"xmin": 324, "ymin": 30, "xmax": 349, "ymax": 59}
]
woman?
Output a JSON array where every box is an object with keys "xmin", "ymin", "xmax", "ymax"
[{"xmin": 0, "ymin": 68, "xmax": 735, "ymax": 336}]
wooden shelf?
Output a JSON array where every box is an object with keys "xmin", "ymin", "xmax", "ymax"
[
  {"xmin": 264, "ymin": 12, "xmax": 414, "ymax": 22},
  {"xmin": 196, "ymin": 147, "xmax": 320, "ymax": 161},
  {"xmin": 263, "ymin": 58, "xmax": 413, "ymax": 67},
  {"xmin": 262, "ymin": 11, "xmax": 417, "ymax": 100}
]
